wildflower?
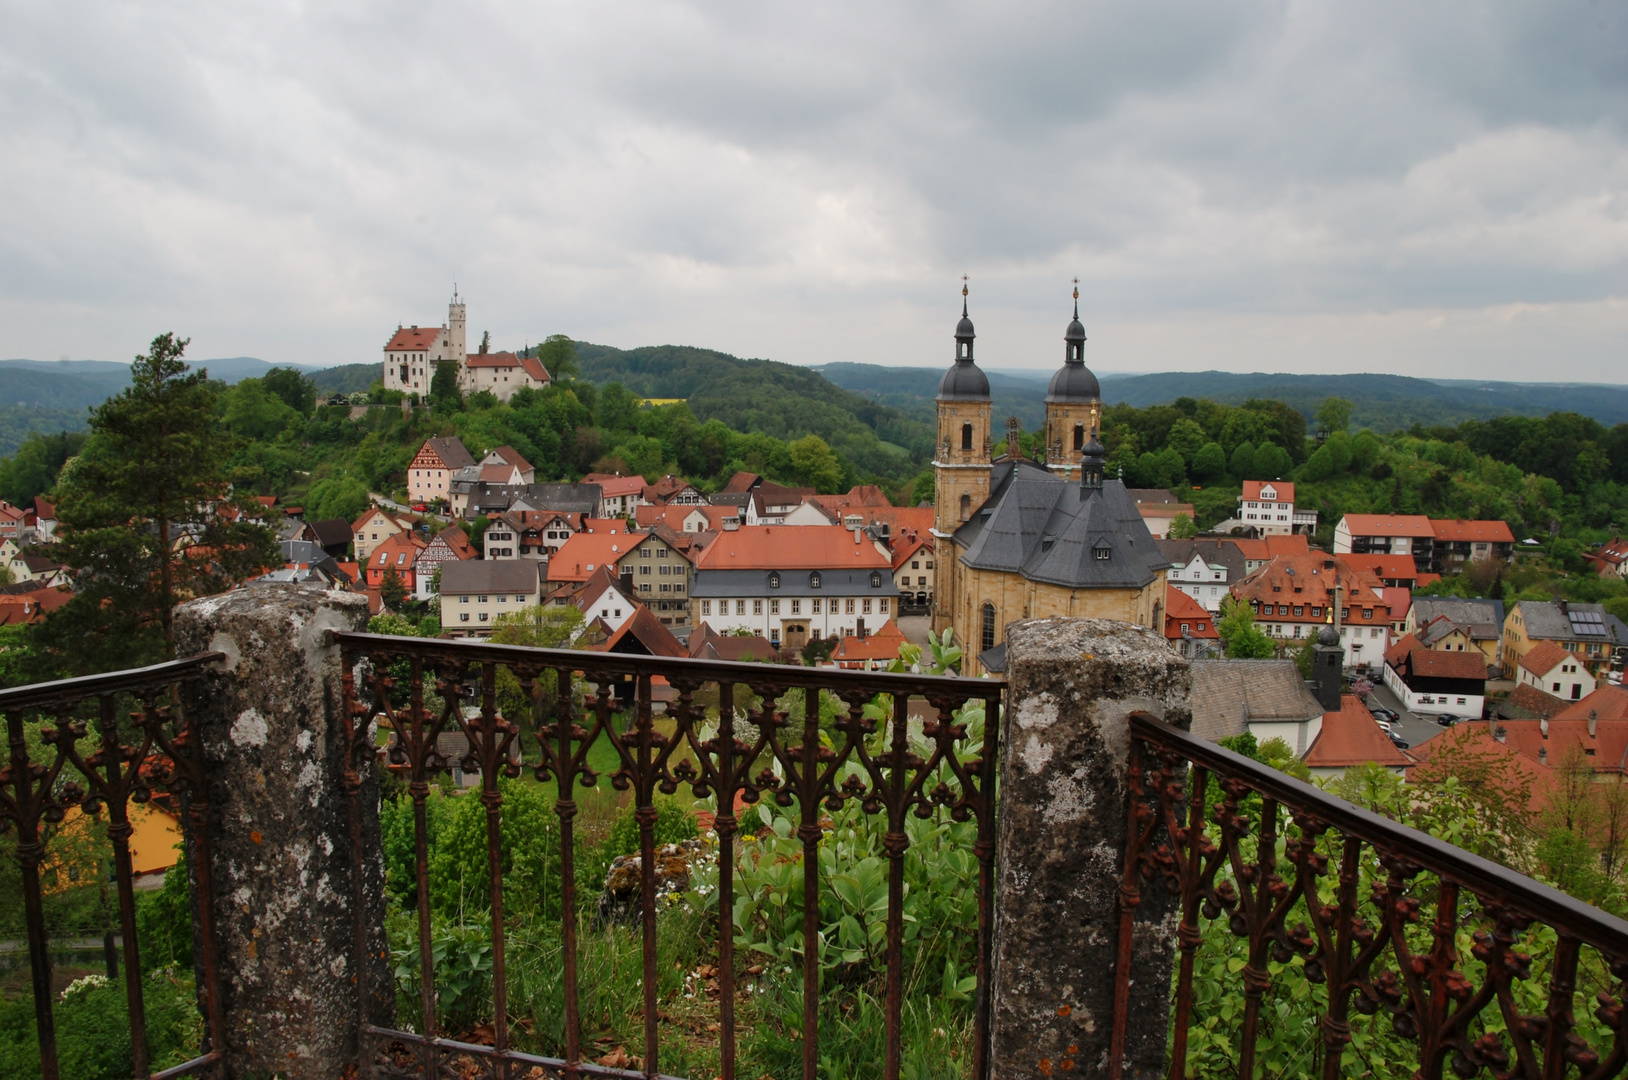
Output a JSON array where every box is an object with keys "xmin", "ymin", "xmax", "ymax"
[{"xmin": 60, "ymin": 974, "xmax": 109, "ymax": 1001}]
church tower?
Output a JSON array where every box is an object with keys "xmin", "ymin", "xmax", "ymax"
[
  {"xmin": 932, "ymin": 281, "xmax": 992, "ymax": 633},
  {"xmin": 1044, "ymin": 284, "xmax": 1101, "ymax": 481},
  {"xmin": 447, "ymin": 286, "xmax": 468, "ymax": 362}
]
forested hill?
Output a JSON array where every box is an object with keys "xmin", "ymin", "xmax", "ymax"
[
  {"xmin": 572, "ymin": 342, "xmax": 933, "ymax": 480},
  {"xmin": 815, "ymin": 364, "xmax": 1628, "ymax": 433}
]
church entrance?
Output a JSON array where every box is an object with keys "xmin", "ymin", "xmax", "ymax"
[{"xmin": 781, "ymin": 621, "xmax": 808, "ymax": 653}]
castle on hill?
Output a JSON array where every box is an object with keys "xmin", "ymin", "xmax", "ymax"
[{"xmin": 381, "ymin": 289, "xmax": 550, "ymax": 403}]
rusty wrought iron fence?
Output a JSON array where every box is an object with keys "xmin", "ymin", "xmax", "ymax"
[
  {"xmin": 0, "ymin": 653, "xmax": 225, "ymax": 1080},
  {"xmin": 1114, "ymin": 711, "xmax": 1628, "ymax": 1080},
  {"xmin": 336, "ymin": 631, "xmax": 1003, "ymax": 1080}
]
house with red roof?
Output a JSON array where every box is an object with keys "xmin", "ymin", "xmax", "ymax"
[
  {"xmin": 1431, "ymin": 519, "xmax": 1515, "ymax": 571},
  {"xmin": 1382, "ymin": 633, "xmax": 1488, "ymax": 718},
  {"xmin": 643, "ymin": 475, "xmax": 706, "ymax": 506},
  {"xmin": 464, "ymin": 352, "xmax": 549, "ymax": 402},
  {"xmin": 1335, "ymin": 514, "xmax": 1514, "ymax": 574},
  {"xmin": 352, "ymin": 506, "xmax": 418, "ymax": 563},
  {"xmin": 1516, "ymin": 640, "xmax": 1596, "ymax": 704},
  {"xmin": 1231, "ymin": 552, "xmax": 1393, "ymax": 666},
  {"xmin": 1229, "ymin": 533, "xmax": 1310, "ymax": 573},
  {"xmin": 582, "ymin": 473, "xmax": 649, "ymax": 518},
  {"xmin": 1163, "ymin": 585, "xmax": 1219, "ymax": 659},
  {"xmin": 1303, "ymin": 695, "xmax": 1411, "ymax": 778},
  {"xmin": 545, "ymin": 531, "xmax": 639, "ymax": 587},
  {"xmin": 365, "ymin": 532, "xmax": 428, "ymax": 594},
  {"xmin": 407, "ymin": 436, "xmax": 476, "ymax": 506},
  {"xmin": 890, "ymin": 528, "xmax": 935, "ymax": 610},
  {"xmin": 1586, "ymin": 536, "xmax": 1628, "ymax": 580},
  {"xmin": 413, "ymin": 525, "xmax": 477, "ymax": 599},
  {"xmin": 831, "ymin": 621, "xmax": 909, "ymax": 669},
  {"xmin": 1236, "ymin": 480, "xmax": 1315, "ymax": 536},
  {"xmin": 635, "ymin": 503, "xmax": 740, "ymax": 535}
]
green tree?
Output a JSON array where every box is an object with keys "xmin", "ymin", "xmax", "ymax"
[
  {"xmin": 430, "ymin": 360, "xmax": 463, "ymax": 412},
  {"xmin": 1166, "ymin": 418, "xmax": 1207, "ymax": 462},
  {"xmin": 535, "ymin": 334, "xmax": 579, "ymax": 382},
  {"xmin": 47, "ymin": 333, "xmax": 276, "ymax": 669},
  {"xmin": 789, "ymin": 434, "xmax": 843, "ymax": 493},
  {"xmin": 1315, "ymin": 397, "xmax": 1355, "ymax": 438},
  {"xmin": 1253, "ymin": 442, "xmax": 1293, "ymax": 479},
  {"xmin": 1217, "ymin": 596, "xmax": 1275, "ymax": 659},
  {"xmin": 909, "ymin": 470, "xmax": 934, "ymax": 506},
  {"xmin": 379, "ymin": 565, "xmax": 408, "ymax": 610},
  {"xmin": 1228, "ymin": 441, "xmax": 1257, "ymax": 480},
  {"xmin": 1190, "ymin": 441, "xmax": 1227, "ymax": 482},
  {"xmin": 478, "ymin": 330, "xmax": 490, "ymax": 354},
  {"xmin": 488, "ymin": 605, "xmax": 585, "ymax": 722},
  {"xmin": 261, "ymin": 367, "xmax": 318, "ymax": 414},
  {"xmin": 0, "ymin": 431, "xmax": 87, "ymax": 505},
  {"xmin": 1168, "ymin": 512, "xmax": 1198, "ymax": 539}
]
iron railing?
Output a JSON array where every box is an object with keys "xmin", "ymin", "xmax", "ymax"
[
  {"xmin": 1115, "ymin": 712, "xmax": 1628, "ymax": 1080},
  {"xmin": 336, "ymin": 631, "xmax": 1002, "ymax": 1080},
  {"xmin": 0, "ymin": 653, "xmax": 225, "ymax": 1080}
]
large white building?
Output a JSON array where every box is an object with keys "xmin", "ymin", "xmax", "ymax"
[{"xmin": 383, "ymin": 290, "xmax": 549, "ymax": 402}]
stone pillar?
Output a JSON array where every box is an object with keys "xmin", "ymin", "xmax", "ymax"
[
  {"xmin": 988, "ymin": 617, "xmax": 1192, "ymax": 1079},
  {"xmin": 174, "ymin": 584, "xmax": 389, "ymax": 1079}
]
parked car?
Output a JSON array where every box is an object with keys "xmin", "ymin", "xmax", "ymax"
[
  {"xmin": 1372, "ymin": 718, "xmax": 1394, "ymax": 734},
  {"xmin": 1435, "ymin": 714, "xmax": 1457, "ymax": 726},
  {"xmin": 1370, "ymin": 707, "xmax": 1400, "ymax": 723},
  {"xmin": 1388, "ymin": 732, "xmax": 1411, "ymax": 750},
  {"xmin": 410, "ymin": 501, "xmax": 430, "ymax": 512}
]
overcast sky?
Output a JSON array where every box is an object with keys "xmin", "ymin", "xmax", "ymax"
[{"xmin": 2, "ymin": 1, "xmax": 1625, "ymax": 380}]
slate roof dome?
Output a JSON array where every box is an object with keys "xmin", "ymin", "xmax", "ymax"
[
  {"xmin": 1317, "ymin": 624, "xmax": 1341, "ymax": 646},
  {"xmin": 1046, "ymin": 359, "xmax": 1100, "ymax": 403},
  {"xmin": 938, "ymin": 287, "xmax": 991, "ymax": 402}
]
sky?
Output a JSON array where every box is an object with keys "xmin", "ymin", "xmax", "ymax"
[{"xmin": 1, "ymin": 1, "xmax": 1625, "ymax": 380}]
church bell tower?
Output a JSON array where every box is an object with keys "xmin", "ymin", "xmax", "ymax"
[
  {"xmin": 932, "ymin": 280, "xmax": 992, "ymax": 633},
  {"xmin": 1044, "ymin": 283, "xmax": 1102, "ymax": 480}
]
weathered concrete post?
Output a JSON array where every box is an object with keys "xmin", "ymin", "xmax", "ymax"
[
  {"xmin": 988, "ymin": 617, "xmax": 1192, "ymax": 1079},
  {"xmin": 174, "ymin": 584, "xmax": 390, "ymax": 1078}
]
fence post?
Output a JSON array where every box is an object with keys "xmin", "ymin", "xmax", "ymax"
[
  {"xmin": 988, "ymin": 617, "xmax": 1191, "ymax": 1079},
  {"xmin": 174, "ymin": 583, "xmax": 389, "ymax": 1078}
]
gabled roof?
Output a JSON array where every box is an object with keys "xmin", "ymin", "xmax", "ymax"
[
  {"xmin": 1241, "ymin": 480, "xmax": 1295, "ymax": 502},
  {"xmin": 32, "ymin": 497, "xmax": 55, "ymax": 520},
  {"xmin": 1431, "ymin": 519, "xmax": 1515, "ymax": 543},
  {"xmin": 1410, "ymin": 596, "xmax": 1503, "ymax": 639},
  {"xmin": 952, "ymin": 460, "xmax": 1167, "ymax": 590},
  {"xmin": 386, "ymin": 325, "xmax": 444, "ymax": 351},
  {"xmin": 1305, "ymin": 695, "xmax": 1411, "ymax": 768},
  {"xmin": 1553, "ymin": 684, "xmax": 1628, "ymax": 722},
  {"xmin": 1519, "ymin": 639, "xmax": 1573, "ymax": 678},
  {"xmin": 439, "ymin": 559, "xmax": 543, "ymax": 595},
  {"xmin": 570, "ymin": 564, "xmax": 634, "ymax": 614},
  {"xmin": 487, "ymin": 446, "xmax": 534, "ymax": 473},
  {"xmin": 1385, "ymin": 635, "xmax": 1489, "ymax": 681},
  {"xmin": 547, "ymin": 532, "xmax": 636, "ymax": 582},
  {"xmin": 1229, "ymin": 534, "xmax": 1310, "ymax": 562},
  {"xmin": 305, "ymin": 517, "xmax": 353, "ymax": 548},
  {"xmin": 831, "ymin": 622, "xmax": 909, "ymax": 664},
  {"xmin": 694, "ymin": 525, "xmax": 890, "ymax": 571},
  {"xmin": 425, "ymin": 525, "xmax": 477, "ymax": 559},
  {"xmin": 351, "ymin": 505, "xmax": 414, "ymax": 535},
  {"xmin": 368, "ymin": 532, "xmax": 427, "ymax": 570},
  {"xmin": 1187, "ymin": 659, "xmax": 1325, "ymax": 742},
  {"xmin": 1515, "ymin": 601, "xmax": 1628, "ymax": 646},
  {"xmin": 589, "ymin": 605, "xmax": 687, "ymax": 658},
  {"xmin": 418, "ymin": 436, "xmax": 476, "ymax": 471},
  {"xmin": 635, "ymin": 504, "xmax": 739, "ymax": 533},
  {"xmin": 721, "ymin": 472, "xmax": 761, "ymax": 493},
  {"xmin": 688, "ymin": 623, "xmax": 779, "ymax": 663},
  {"xmin": 1336, "ymin": 553, "xmax": 1418, "ymax": 582},
  {"xmin": 1163, "ymin": 586, "xmax": 1218, "ymax": 639},
  {"xmin": 1156, "ymin": 538, "xmax": 1247, "ymax": 580},
  {"xmin": 582, "ymin": 474, "xmax": 648, "ymax": 499},
  {"xmin": 890, "ymin": 531, "xmax": 931, "ymax": 570},
  {"xmin": 1339, "ymin": 514, "xmax": 1435, "ymax": 537},
  {"xmin": 1234, "ymin": 554, "xmax": 1390, "ymax": 624},
  {"xmin": 1407, "ymin": 722, "xmax": 1555, "ymax": 811}
]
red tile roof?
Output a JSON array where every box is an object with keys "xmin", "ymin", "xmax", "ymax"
[
  {"xmin": 489, "ymin": 446, "xmax": 534, "ymax": 474},
  {"xmin": 1406, "ymin": 722, "xmax": 1555, "ymax": 812},
  {"xmin": 1336, "ymin": 553, "xmax": 1418, "ymax": 582},
  {"xmin": 1519, "ymin": 640, "xmax": 1572, "ymax": 678},
  {"xmin": 721, "ymin": 472, "xmax": 761, "ymax": 493},
  {"xmin": 546, "ymin": 532, "xmax": 636, "ymax": 583},
  {"xmin": 582, "ymin": 474, "xmax": 648, "ymax": 499},
  {"xmin": 1386, "ymin": 638, "xmax": 1489, "ymax": 681},
  {"xmin": 1431, "ymin": 519, "xmax": 1515, "ymax": 543},
  {"xmin": 386, "ymin": 326, "xmax": 443, "ymax": 351},
  {"xmin": 1234, "ymin": 553, "xmax": 1390, "ymax": 627},
  {"xmin": 586, "ymin": 605, "xmax": 687, "ymax": 658},
  {"xmin": 1553, "ymin": 684, "xmax": 1628, "ymax": 723},
  {"xmin": 1339, "ymin": 514, "xmax": 1434, "ymax": 537},
  {"xmin": 693, "ymin": 525, "xmax": 891, "ymax": 571},
  {"xmin": 368, "ymin": 532, "xmax": 427, "ymax": 569},
  {"xmin": 1164, "ymin": 586, "xmax": 1218, "ymax": 640},
  {"xmin": 832, "ymin": 622, "xmax": 909, "ymax": 666},
  {"xmin": 1241, "ymin": 480, "xmax": 1294, "ymax": 502},
  {"xmin": 1304, "ymin": 695, "xmax": 1411, "ymax": 769},
  {"xmin": 1230, "ymin": 534, "xmax": 1311, "ymax": 562}
]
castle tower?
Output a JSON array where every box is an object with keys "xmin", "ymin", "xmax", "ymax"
[
  {"xmin": 932, "ymin": 281, "xmax": 992, "ymax": 633},
  {"xmin": 447, "ymin": 285, "xmax": 467, "ymax": 362},
  {"xmin": 1044, "ymin": 283, "xmax": 1101, "ymax": 481}
]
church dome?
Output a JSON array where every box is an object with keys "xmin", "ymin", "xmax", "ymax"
[
  {"xmin": 1317, "ymin": 625, "xmax": 1341, "ymax": 646},
  {"xmin": 1045, "ymin": 361, "xmax": 1099, "ymax": 403},
  {"xmin": 938, "ymin": 358, "xmax": 990, "ymax": 401}
]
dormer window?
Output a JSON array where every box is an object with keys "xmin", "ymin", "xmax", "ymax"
[
  {"xmin": 768, "ymin": 572, "xmax": 781, "ymax": 589},
  {"xmin": 1093, "ymin": 541, "xmax": 1111, "ymax": 562},
  {"xmin": 809, "ymin": 572, "xmax": 821, "ymax": 589},
  {"xmin": 869, "ymin": 571, "xmax": 882, "ymax": 588}
]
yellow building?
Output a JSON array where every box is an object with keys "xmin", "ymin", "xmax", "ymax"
[{"xmin": 931, "ymin": 287, "xmax": 1168, "ymax": 676}]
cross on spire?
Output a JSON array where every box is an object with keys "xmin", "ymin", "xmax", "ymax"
[
  {"xmin": 1072, "ymin": 277, "xmax": 1079, "ymax": 318},
  {"xmin": 962, "ymin": 274, "xmax": 969, "ymax": 316}
]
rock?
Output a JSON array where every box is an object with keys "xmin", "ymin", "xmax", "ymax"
[{"xmin": 595, "ymin": 838, "xmax": 703, "ymax": 926}]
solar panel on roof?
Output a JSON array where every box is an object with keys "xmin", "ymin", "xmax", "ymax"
[{"xmin": 1571, "ymin": 611, "xmax": 1607, "ymax": 635}]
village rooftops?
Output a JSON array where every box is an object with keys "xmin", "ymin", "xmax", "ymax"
[
  {"xmin": 1304, "ymin": 695, "xmax": 1411, "ymax": 770},
  {"xmin": 1519, "ymin": 640, "xmax": 1574, "ymax": 678},
  {"xmin": 1339, "ymin": 514, "xmax": 1435, "ymax": 537},
  {"xmin": 1431, "ymin": 519, "xmax": 1516, "ymax": 543},
  {"xmin": 1241, "ymin": 480, "xmax": 1295, "ymax": 503},
  {"xmin": 1384, "ymin": 634, "xmax": 1492, "ymax": 681},
  {"xmin": 546, "ymin": 532, "xmax": 637, "ymax": 583},
  {"xmin": 1187, "ymin": 659, "xmax": 1326, "ymax": 742},
  {"xmin": 694, "ymin": 525, "xmax": 891, "ymax": 571},
  {"xmin": 1514, "ymin": 600, "xmax": 1628, "ymax": 648},
  {"xmin": 439, "ymin": 559, "xmax": 544, "ymax": 596},
  {"xmin": 1411, "ymin": 597, "xmax": 1503, "ymax": 640}
]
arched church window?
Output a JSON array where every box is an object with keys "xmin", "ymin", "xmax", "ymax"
[
  {"xmin": 959, "ymin": 493, "xmax": 971, "ymax": 520},
  {"xmin": 961, "ymin": 423, "xmax": 973, "ymax": 451},
  {"xmin": 1074, "ymin": 423, "xmax": 1085, "ymax": 451},
  {"xmin": 982, "ymin": 603, "xmax": 997, "ymax": 652}
]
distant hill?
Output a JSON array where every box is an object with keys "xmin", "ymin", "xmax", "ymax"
[
  {"xmin": 575, "ymin": 343, "xmax": 935, "ymax": 478},
  {"xmin": 1092, "ymin": 372, "xmax": 1628, "ymax": 430},
  {"xmin": 816, "ymin": 363, "xmax": 1628, "ymax": 433},
  {"xmin": 309, "ymin": 363, "xmax": 379, "ymax": 395},
  {"xmin": 814, "ymin": 362, "xmax": 1049, "ymax": 429}
]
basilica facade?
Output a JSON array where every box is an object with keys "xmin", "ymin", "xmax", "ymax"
[{"xmin": 930, "ymin": 287, "xmax": 1169, "ymax": 676}]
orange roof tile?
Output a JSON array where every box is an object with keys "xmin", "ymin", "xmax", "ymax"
[
  {"xmin": 693, "ymin": 525, "xmax": 891, "ymax": 571},
  {"xmin": 547, "ymin": 532, "xmax": 635, "ymax": 582},
  {"xmin": 1230, "ymin": 534, "xmax": 1311, "ymax": 561},
  {"xmin": 1336, "ymin": 553, "xmax": 1418, "ymax": 581},
  {"xmin": 1304, "ymin": 695, "xmax": 1411, "ymax": 768},
  {"xmin": 368, "ymin": 532, "xmax": 427, "ymax": 569},
  {"xmin": 1234, "ymin": 553, "xmax": 1389, "ymax": 625},
  {"xmin": 1431, "ymin": 519, "xmax": 1515, "ymax": 543},
  {"xmin": 386, "ymin": 326, "xmax": 443, "ymax": 351},
  {"xmin": 1407, "ymin": 722, "xmax": 1555, "ymax": 812},
  {"xmin": 1163, "ymin": 586, "xmax": 1219, "ymax": 640},
  {"xmin": 1553, "ymin": 684, "xmax": 1628, "ymax": 723},
  {"xmin": 1519, "ymin": 640, "xmax": 1573, "ymax": 678},
  {"xmin": 1340, "ymin": 514, "xmax": 1434, "ymax": 537},
  {"xmin": 1241, "ymin": 480, "xmax": 1295, "ymax": 502},
  {"xmin": 832, "ymin": 623, "xmax": 909, "ymax": 665}
]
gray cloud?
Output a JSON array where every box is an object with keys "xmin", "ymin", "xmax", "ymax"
[{"xmin": 0, "ymin": 0, "xmax": 1623, "ymax": 380}]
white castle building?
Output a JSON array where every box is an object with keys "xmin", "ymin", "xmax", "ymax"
[{"xmin": 382, "ymin": 290, "xmax": 550, "ymax": 403}]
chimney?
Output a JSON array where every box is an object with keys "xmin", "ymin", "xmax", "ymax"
[
  {"xmin": 1590, "ymin": 709, "xmax": 1599, "ymax": 739},
  {"xmin": 1541, "ymin": 715, "xmax": 1549, "ymax": 739},
  {"xmin": 1494, "ymin": 724, "xmax": 1507, "ymax": 744},
  {"xmin": 1539, "ymin": 745, "xmax": 1548, "ymax": 765}
]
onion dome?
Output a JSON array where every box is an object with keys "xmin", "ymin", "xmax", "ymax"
[
  {"xmin": 938, "ymin": 281, "xmax": 991, "ymax": 402},
  {"xmin": 1046, "ymin": 283, "xmax": 1101, "ymax": 404},
  {"xmin": 1317, "ymin": 624, "xmax": 1341, "ymax": 646}
]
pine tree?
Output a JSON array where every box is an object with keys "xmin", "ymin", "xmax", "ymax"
[{"xmin": 46, "ymin": 333, "xmax": 276, "ymax": 672}]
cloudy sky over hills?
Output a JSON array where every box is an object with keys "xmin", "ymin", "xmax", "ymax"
[{"xmin": 2, "ymin": 2, "xmax": 1625, "ymax": 379}]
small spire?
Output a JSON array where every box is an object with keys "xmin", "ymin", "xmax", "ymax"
[
  {"xmin": 1072, "ymin": 277, "xmax": 1079, "ymax": 319},
  {"xmin": 962, "ymin": 274, "xmax": 969, "ymax": 316}
]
